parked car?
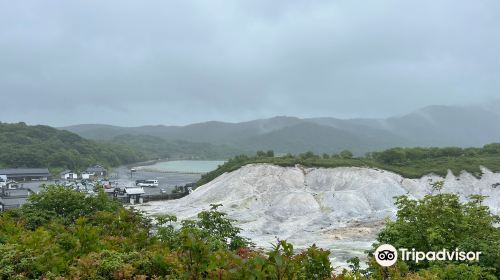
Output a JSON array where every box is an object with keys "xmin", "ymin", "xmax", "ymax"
[{"xmin": 135, "ymin": 179, "xmax": 146, "ymax": 186}]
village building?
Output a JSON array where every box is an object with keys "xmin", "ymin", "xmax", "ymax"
[
  {"xmin": 86, "ymin": 165, "xmax": 107, "ymax": 178},
  {"xmin": 60, "ymin": 170, "xmax": 78, "ymax": 180},
  {"xmin": 0, "ymin": 187, "xmax": 31, "ymax": 212},
  {"xmin": 125, "ymin": 187, "xmax": 145, "ymax": 204},
  {"xmin": 0, "ymin": 168, "xmax": 51, "ymax": 181},
  {"xmin": 81, "ymin": 172, "xmax": 94, "ymax": 180}
]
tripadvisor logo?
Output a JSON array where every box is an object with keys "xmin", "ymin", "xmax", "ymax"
[
  {"xmin": 374, "ymin": 244, "xmax": 398, "ymax": 267},
  {"xmin": 374, "ymin": 244, "xmax": 481, "ymax": 267}
]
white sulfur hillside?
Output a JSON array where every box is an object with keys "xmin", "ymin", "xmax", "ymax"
[{"xmin": 137, "ymin": 164, "xmax": 500, "ymax": 266}]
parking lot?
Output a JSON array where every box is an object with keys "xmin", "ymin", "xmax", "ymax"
[{"xmin": 108, "ymin": 166, "xmax": 201, "ymax": 196}]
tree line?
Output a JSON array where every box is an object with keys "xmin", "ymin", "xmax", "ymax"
[
  {"xmin": 367, "ymin": 143, "xmax": 500, "ymax": 164},
  {"xmin": 198, "ymin": 143, "xmax": 500, "ymax": 186}
]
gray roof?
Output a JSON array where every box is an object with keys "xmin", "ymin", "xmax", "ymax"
[
  {"xmin": 1, "ymin": 189, "xmax": 31, "ymax": 198},
  {"xmin": 86, "ymin": 165, "xmax": 107, "ymax": 172},
  {"xmin": 0, "ymin": 168, "xmax": 50, "ymax": 176},
  {"xmin": 0, "ymin": 197, "xmax": 28, "ymax": 207},
  {"xmin": 125, "ymin": 187, "xmax": 145, "ymax": 195}
]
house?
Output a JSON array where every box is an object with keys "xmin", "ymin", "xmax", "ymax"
[
  {"xmin": 60, "ymin": 170, "xmax": 78, "ymax": 180},
  {"xmin": 0, "ymin": 168, "xmax": 51, "ymax": 181},
  {"xmin": 125, "ymin": 187, "xmax": 145, "ymax": 204},
  {"xmin": 86, "ymin": 165, "xmax": 107, "ymax": 178},
  {"xmin": 81, "ymin": 172, "xmax": 94, "ymax": 180},
  {"xmin": 0, "ymin": 188, "xmax": 32, "ymax": 211},
  {"xmin": 0, "ymin": 197, "xmax": 28, "ymax": 211}
]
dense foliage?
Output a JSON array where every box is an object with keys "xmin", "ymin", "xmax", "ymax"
[
  {"xmin": 0, "ymin": 185, "xmax": 498, "ymax": 279},
  {"xmin": 0, "ymin": 122, "xmax": 144, "ymax": 171},
  {"xmin": 197, "ymin": 144, "xmax": 500, "ymax": 186},
  {"xmin": 371, "ymin": 192, "xmax": 500, "ymax": 279},
  {"xmin": 0, "ymin": 186, "xmax": 332, "ymax": 279},
  {"xmin": 343, "ymin": 190, "xmax": 500, "ymax": 280}
]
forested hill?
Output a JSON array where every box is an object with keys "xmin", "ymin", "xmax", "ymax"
[
  {"xmin": 109, "ymin": 134, "xmax": 245, "ymax": 160},
  {"xmin": 63, "ymin": 103, "xmax": 500, "ymax": 155},
  {"xmin": 0, "ymin": 122, "xmax": 245, "ymax": 171},
  {"xmin": 0, "ymin": 122, "xmax": 144, "ymax": 170}
]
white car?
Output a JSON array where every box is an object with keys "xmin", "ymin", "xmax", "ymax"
[{"xmin": 137, "ymin": 179, "xmax": 159, "ymax": 187}]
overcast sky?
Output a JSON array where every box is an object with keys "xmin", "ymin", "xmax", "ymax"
[{"xmin": 0, "ymin": 0, "xmax": 499, "ymax": 126}]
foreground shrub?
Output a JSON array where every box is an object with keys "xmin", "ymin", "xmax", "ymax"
[
  {"xmin": 0, "ymin": 187, "xmax": 335, "ymax": 279},
  {"xmin": 1, "ymin": 185, "xmax": 498, "ymax": 279}
]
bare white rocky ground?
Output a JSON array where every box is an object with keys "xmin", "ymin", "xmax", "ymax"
[{"xmin": 136, "ymin": 164, "xmax": 500, "ymax": 267}]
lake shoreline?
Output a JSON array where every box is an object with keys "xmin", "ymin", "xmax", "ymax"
[
  {"xmin": 130, "ymin": 168, "xmax": 209, "ymax": 175},
  {"xmin": 131, "ymin": 159, "xmax": 227, "ymax": 174}
]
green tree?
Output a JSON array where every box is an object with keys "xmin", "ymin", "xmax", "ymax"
[
  {"xmin": 256, "ymin": 150, "xmax": 267, "ymax": 157},
  {"xmin": 375, "ymin": 148, "xmax": 406, "ymax": 164},
  {"xmin": 375, "ymin": 193, "xmax": 500, "ymax": 278},
  {"xmin": 21, "ymin": 185, "xmax": 120, "ymax": 228},
  {"xmin": 482, "ymin": 143, "xmax": 500, "ymax": 154},
  {"xmin": 339, "ymin": 150, "xmax": 353, "ymax": 159},
  {"xmin": 300, "ymin": 151, "xmax": 317, "ymax": 159},
  {"xmin": 190, "ymin": 203, "xmax": 251, "ymax": 250}
]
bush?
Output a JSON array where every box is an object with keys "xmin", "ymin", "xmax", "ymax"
[
  {"xmin": 374, "ymin": 191, "xmax": 500, "ymax": 278},
  {"xmin": 20, "ymin": 185, "xmax": 121, "ymax": 228},
  {"xmin": 0, "ymin": 187, "xmax": 336, "ymax": 279}
]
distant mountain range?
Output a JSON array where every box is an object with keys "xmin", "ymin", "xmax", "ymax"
[{"xmin": 62, "ymin": 103, "xmax": 500, "ymax": 155}]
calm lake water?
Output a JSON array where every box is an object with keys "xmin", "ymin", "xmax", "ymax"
[{"xmin": 136, "ymin": 160, "xmax": 226, "ymax": 174}]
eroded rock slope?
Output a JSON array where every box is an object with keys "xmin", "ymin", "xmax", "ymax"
[{"xmin": 137, "ymin": 164, "xmax": 500, "ymax": 265}]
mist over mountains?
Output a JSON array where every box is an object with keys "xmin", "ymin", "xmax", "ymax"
[{"xmin": 62, "ymin": 103, "xmax": 500, "ymax": 155}]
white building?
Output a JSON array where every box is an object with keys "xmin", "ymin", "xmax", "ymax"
[
  {"xmin": 81, "ymin": 172, "xmax": 94, "ymax": 180},
  {"xmin": 60, "ymin": 170, "xmax": 78, "ymax": 180}
]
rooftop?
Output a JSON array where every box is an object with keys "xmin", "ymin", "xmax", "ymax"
[
  {"xmin": 0, "ymin": 168, "xmax": 50, "ymax": 176},
  {"xmin": 125, "ymin": 187, "xmax": 145, "ymax": 195},
  {"xmin": 1, "ymin": 188, "xmax": 31, "ymax": 198},
  {"xmin": 0, "ymin": 196, "xmax": 28, "ymax": 207},
  {"xmin": 86, "ymin": 165, "xmax": 107, "ymax": 172}
]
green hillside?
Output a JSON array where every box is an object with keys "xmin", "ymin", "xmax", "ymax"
[
  {"xmin": 0, "ymin": 123, "xmax": 245, "ymax": 173},
  {"xmin": 0, "ymin": 122, "xmax": 144, "ymax": 171},
  {"xmin": 108, "ymin": 134, "xmax": 246, "ymax": 160}
]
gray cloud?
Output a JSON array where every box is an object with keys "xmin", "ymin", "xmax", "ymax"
[{"xmin": 0, "ymin": 0, "xmax": 499, "ymax": 126}]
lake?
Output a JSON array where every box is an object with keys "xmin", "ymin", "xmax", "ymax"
[{"xmin": 135, "ymin": 160, "xmax": 226, "ymax": 174}]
